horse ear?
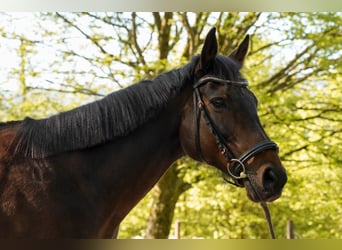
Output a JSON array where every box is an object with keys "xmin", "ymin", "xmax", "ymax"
[
  {"xmin": 199, "ymin": 27, "xmax": 218, "ymax": 70},
  {"xmin": 229, "ymin": 35, "xmax": 250, "ymax": 68}
]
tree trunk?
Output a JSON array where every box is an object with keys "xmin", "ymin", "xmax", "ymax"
[{"xmin": 145, "ymin": 162, "xmax": 191, "ymax": 238}]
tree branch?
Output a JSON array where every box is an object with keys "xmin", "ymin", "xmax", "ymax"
[{"xmin": 56, "ymin": 12, "xmax": 110, "ymax": 56}]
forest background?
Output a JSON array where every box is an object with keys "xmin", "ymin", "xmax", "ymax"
[{"xmin": 0, "ymin": 12, "xmax": 341, "ymax": 239}]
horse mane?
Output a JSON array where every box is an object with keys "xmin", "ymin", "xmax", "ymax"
[{"xmin": 11, "ymin": 60, "xmax": 196, "ymax": 159}]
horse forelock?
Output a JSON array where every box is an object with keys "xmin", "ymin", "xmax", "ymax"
[{"xmin": 11, "ymin": 62, "xmax": 195, "ymax": 159}]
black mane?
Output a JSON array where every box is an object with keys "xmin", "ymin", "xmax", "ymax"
[{"xmin": 11, "ymin": 61, "xmax": 195, "ymax": 159}]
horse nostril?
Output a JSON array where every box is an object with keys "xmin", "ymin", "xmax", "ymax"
[{"xmin": 262, "ymin": 167, "xmax": 278, "ymax": 190}]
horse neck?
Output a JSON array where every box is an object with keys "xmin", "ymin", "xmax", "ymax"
[
  {"xmin": 106, "ymin": 111, "xmax": 184, "ymax": 233},
  {"xmin": 51, "ymin": 90, "xmax": 190, "ymax": 237}
]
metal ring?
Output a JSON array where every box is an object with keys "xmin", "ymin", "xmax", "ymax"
[{"xmin": 227, "ymin": 159, "xmax": 248, "ymax": 179}]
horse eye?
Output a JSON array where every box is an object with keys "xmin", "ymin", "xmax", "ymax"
[{"xmin": 210, "ymin": 97, "xmax": 226, "ymax": 108}]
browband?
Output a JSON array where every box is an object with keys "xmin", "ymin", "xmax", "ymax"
[{"xmin": 194, "ymin": 76, "xmax": 249, "ymax": 89}]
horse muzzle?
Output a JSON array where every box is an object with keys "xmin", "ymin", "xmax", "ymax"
[{"xmin": 244, "ymin": 162, "xmax": 287, "ymax": 202}]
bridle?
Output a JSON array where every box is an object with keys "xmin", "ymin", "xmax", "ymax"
[
  {"xmin": 193, "ymin": 75, "xmax": 279, "ymax": 238},
  {"xmin": 193, "ymin": 75, "xmax": 279, "ymax": 187}
]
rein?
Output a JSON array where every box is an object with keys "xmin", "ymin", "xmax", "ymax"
[
  {"xmin": 261, "ymin": 202, "xmax": 276, "ymax": 239},
  {"xmin": 193, "ymin": 75, "xmax": 278, "ymax": 238}
]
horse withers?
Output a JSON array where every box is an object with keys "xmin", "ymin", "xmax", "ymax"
[{"xmin": 0, "ymin": 28, "xmax": 286, "ymax": 238}]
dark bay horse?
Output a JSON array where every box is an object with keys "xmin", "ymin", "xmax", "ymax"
[{"xmin": 0, "ymin": 28, "xmax": 287, "ymax": 238}]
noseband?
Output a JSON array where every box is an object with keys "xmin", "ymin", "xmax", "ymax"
[{"xmin": 193, "ymin": 76, "xmax": 278, "ymax": 187}]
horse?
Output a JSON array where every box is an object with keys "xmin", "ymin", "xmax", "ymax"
[{"xmin": 0, "ymin": 27, "xmax": 287, "ymax": 238}]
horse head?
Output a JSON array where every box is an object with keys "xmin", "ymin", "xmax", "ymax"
[{"xmin": 180, "ymin": 28, "xmax": 287, "ymax": 202}]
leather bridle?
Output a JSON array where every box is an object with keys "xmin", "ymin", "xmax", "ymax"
[
  {"xmin": 193, "ymin": 75, "xmax": 279, "ymax": 238},
  {"xmin": 193, "ymin": 76, "xmax": 279, "ymax": 187}
]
